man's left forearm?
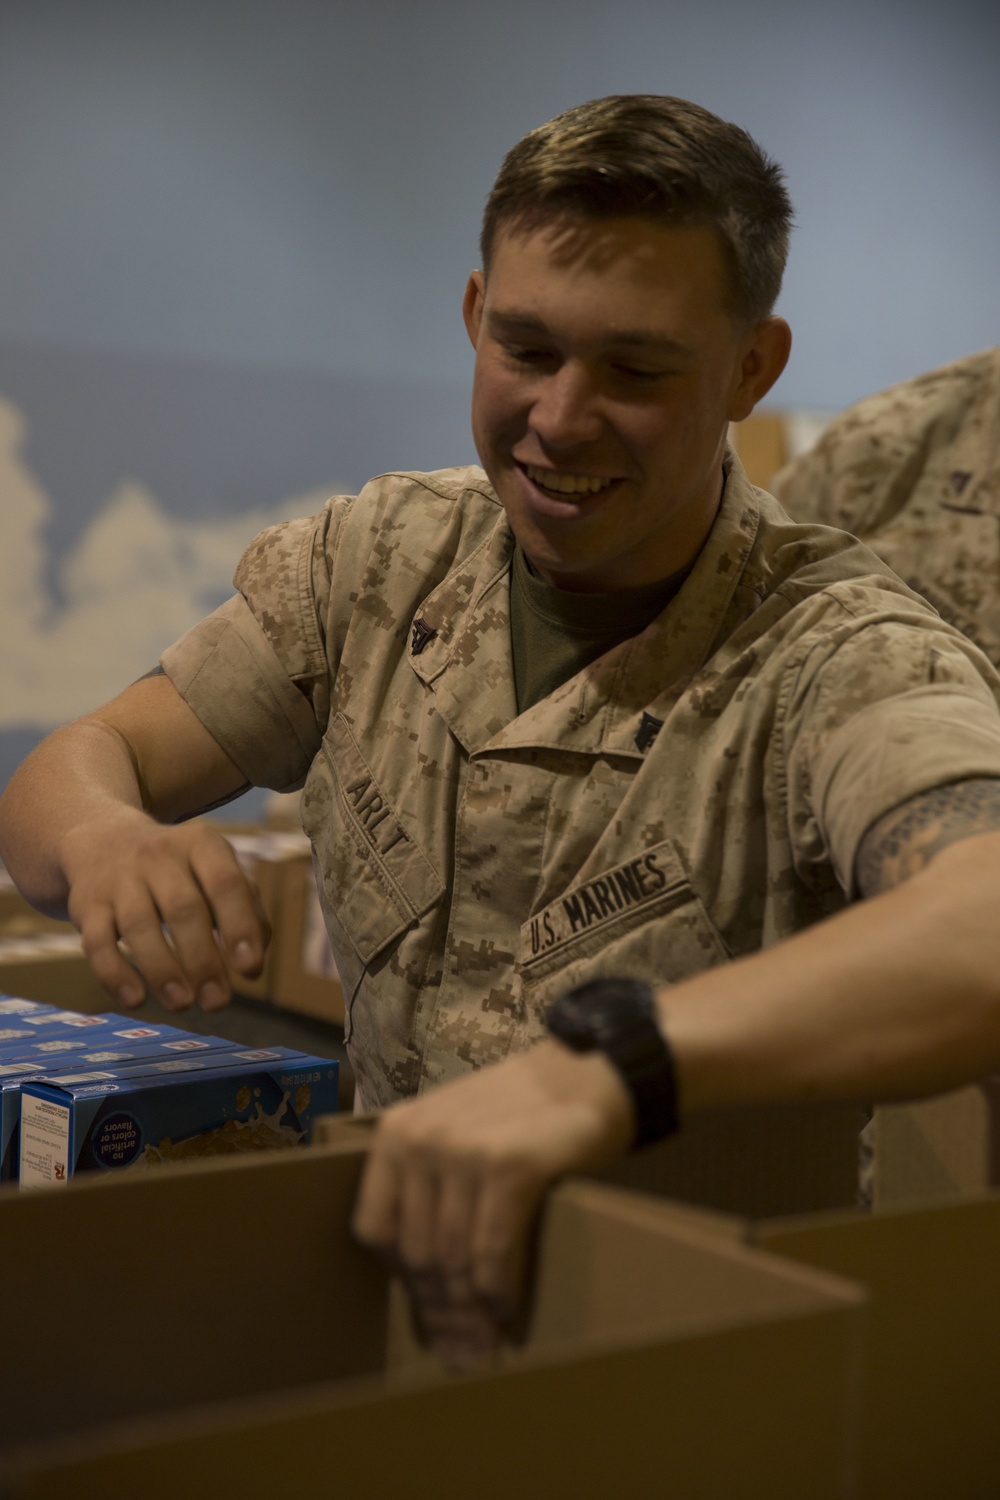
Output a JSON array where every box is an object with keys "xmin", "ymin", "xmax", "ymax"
[{"xmin": 663, "ymin": 827, "xmax": 1000, "ymax": 1114}]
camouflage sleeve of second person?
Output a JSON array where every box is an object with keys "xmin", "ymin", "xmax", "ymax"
[{"xmin": 783, "ymin": 602, "xmax": 1000, "ymax": 896}]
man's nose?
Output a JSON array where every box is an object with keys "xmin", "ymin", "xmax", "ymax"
[{"xmin": 529, "ymin": 364, "xmax": 603, "ymax": 449}]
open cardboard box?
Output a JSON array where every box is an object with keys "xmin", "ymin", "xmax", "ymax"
[
  {"xmin": 756, "ymin": 1190, "xmax": 1000, "ymax": 1499},
  {"xmin": 0, "ymin": 1136, "xmax": 865, "ymax": 1499}
]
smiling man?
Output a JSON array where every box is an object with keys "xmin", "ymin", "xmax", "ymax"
[
  {"xmin": 6, "ymin": 97, "xmax": 1000, "ymax": 1368},
  {"xmin": 465, "ymin": 215, "xmax": 780, "ymax": 592}
]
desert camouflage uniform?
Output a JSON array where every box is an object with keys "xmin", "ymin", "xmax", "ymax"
[
  {"xmin": 772, "ymin": 348, "xmax": 1000, "ymax": 665},
  {"xmin": 162, "ymin": 453, "xmax": 1000, "ymax": 1109}
]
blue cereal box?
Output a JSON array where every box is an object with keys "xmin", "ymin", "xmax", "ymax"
[
  {"xmin": 0, "ymin": 997, "xmax": 58, "ymax": 1019},
  {"xmin": 59, "ymin": 1032, "xmax": 239, "ymax": 1067},
  {"xmin": 0, "ymin": 1025, "xmax": 242, "ymax": 1179},
  {"xmin": 18, "ymin": 1049, "xmax": 339, "ymax": 1186},
  {"xmin": 0, "ymin": 1024, "xmax": 234, "ymax": 1067}
]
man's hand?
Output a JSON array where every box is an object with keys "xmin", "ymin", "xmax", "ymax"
[
  {"xmin": 351, "ymin": 1039, "xmax": 634, "ymax": 1369},
  {"xmin": 62, "ymin": 808, "xmax": 269, "ymax": 1011},
  {"xmin": 0, "ymin": 673, "xmax": 269, "ymax": 1011}
]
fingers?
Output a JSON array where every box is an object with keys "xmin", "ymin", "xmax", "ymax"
[
  {"xmin": 353, "ymin": 1114, "xmax": 541, "ymax": 1369},
  {"xmin": 351, "ymin": 1043, "xmax": 636, "ymax": 1369},
  {"xmin": 69, "ymin": 821, "xmax": 269, "ymax": 1012},
  {"xmin": 188, "ymin": 835, "xmax": 271, "ymax": 978},
  {"xmin": 469, "ymin": 1161, "xmax": 543, "ymax": 1320},
  {"xmin": 78, "ymin": 903, "xmax": 147, "ymax": 1009}
]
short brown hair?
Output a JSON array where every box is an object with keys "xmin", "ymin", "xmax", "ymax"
[{"xmin": 481, "ymin": 95, "xmax": 793, "ymax": 324}]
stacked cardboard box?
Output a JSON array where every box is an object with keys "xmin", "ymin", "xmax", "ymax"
[{"xmin": 222, "ymin": 829, "xmax": 345, "ymax": 1025}]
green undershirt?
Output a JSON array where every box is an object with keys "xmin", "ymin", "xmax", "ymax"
[{"xmin": 510, "ymin": 547, "xmax": 689, "ymax": 715}]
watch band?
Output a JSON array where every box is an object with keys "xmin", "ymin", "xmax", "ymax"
[{"xmin": 544, "ymin": 976, "xmax": 680, "ymax": 1149}]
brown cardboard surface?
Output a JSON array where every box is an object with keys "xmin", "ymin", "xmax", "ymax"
[
  {"xmin": 0, "ymin": 1144, "xmax": 387, "ymax": 1452},
  {"xmin": 0, "ymin": 1144, "xmax": 866, "ymax": 1498},
  {"xmin": 269, "ymin": 854, "xmax": 346, "ymax": 1025},
  {"xmin": 872, "ymin": 1082, "xmax": 1000, "ymax": 1207},
  {"xmin": 0, "ymin": 895, "xmax": 71, "ymax": 940},
  {"xmin": 216, "ymin": 828, "xmax": 312, "ymax": 1001},
  {"xmin": 0, "ymin": 936, "xmax": 107, "ymax": 1011},
  {"xmin": 2, "ymin": 1311, "xmax": 861, "ymax": 1499},
  {"xmin": 317, "ymin": 1099, "xmax": 865, "ymax": 1221},
  {"xmin": 594, "ymin": 1099, "xmax": 866, "ymax": 1217},
  {"xmin": 756, "ymin": 1192, "xmax": 1000, "ymax": 1498},
  {"xmin": 730, "ymin": 411, "xmax": 789, "ymax": 489}
]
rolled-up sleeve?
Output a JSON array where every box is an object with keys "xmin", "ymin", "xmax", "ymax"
[{"xmin": 160, "ymin": 504, "xmax": 342, "ymax": 791}]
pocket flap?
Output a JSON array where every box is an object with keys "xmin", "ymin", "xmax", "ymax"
[{"xmin": 301, "ymin": 715, "xmax": 445, "ymax": 967}]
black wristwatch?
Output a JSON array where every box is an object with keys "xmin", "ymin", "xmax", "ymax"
[{"xmin": 544, "ymin": 976, "xmax": 679, "ymax": 1149}]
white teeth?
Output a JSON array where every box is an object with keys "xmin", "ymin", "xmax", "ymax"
[{"xmin": 525, "ymin": 465, "xmax": 616, "ymax": 496}]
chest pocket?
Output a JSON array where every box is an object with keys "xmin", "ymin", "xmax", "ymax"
[
  {"xmin": 517, "ymin": 839, "xmax": 730, "ymax": 1017},
  {"xmin": 300, "ymin": 714, "xmax": 446, "ymax": 1020}
]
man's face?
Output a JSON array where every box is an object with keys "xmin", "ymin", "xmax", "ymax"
[{"xmin": 464, "ymin": 216, "xmax": 781, "ymax": 592}]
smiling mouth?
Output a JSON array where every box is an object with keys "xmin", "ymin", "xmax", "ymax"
[{"xmin": 522, "ymin": 463, "xmax": 619, "ymax": 497}]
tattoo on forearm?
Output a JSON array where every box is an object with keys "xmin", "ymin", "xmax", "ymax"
[{"xmin": 855, "ymin": 778, "xmax": 1000, "ymax": 897}]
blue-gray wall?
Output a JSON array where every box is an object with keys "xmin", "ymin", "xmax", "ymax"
[{"xmin": 1, "ymin": 0, "xmax": 997, "ymax": 805}]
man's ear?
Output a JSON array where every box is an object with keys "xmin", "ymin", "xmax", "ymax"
[
  {"xmin": 727, "ymin": 317, "xmax": 792, "ymax": 423},
  {"xmin": 463, "ymin": 270, "xmax": 486, "ymax": 349}
]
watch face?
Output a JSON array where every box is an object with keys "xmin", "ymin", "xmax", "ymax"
[
  {"xmin": 546, "ymin": 978, "xmax": 655, "ymax": 1051},
  {"xmin": 546, "ymin": 977, "xmax": 678, "ymax": 1148}
]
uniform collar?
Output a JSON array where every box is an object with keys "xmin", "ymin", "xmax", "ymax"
[{"xmin": 408, "ymin": 450, "xmax": 761, "ymax": 758}]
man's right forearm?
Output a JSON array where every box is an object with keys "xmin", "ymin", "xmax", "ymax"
[{"xmin": 0, "ymin": 718, "xmax": 147, "ymax": 916}]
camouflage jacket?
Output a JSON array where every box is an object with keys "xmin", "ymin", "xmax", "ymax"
[
  {"xmin": 772, "ymin": 347, "xmax": 1000, "ymax": 666},
  {"xmin": 163, "ymin": 453, "xmax": 1000, "ymax": 1108}
]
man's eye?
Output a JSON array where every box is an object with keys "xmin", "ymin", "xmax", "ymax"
[
  {"xmin": 614, "ymin": 364, "xmax": 668, "ymax": 382},
  {"xmin": 504, "ymin": 344, "xmax": 554, "ymax": 365}
]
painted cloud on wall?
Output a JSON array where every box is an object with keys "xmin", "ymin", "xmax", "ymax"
[{"xmin": 0, "ymin": 397, "xmax": 330, "ymax": 728}]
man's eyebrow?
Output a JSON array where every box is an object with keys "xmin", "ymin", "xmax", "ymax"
[{"xmin": 486, "ymin": 310, "xmax": 695, "ymax": 357}]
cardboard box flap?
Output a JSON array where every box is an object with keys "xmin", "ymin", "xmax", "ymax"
[
  {"xmin": 0, "ymin": 1151, "xmax": 866, "ymax": 1500},
  {"xmin": 0, "ymin": 1141, "xmax": 388, "ymax": 1453},
  {"xmin": 755, "ymin": 1190, "xmax": 1000, "ymax": 1498}
]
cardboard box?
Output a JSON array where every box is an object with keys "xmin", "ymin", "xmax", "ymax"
[
  {"xmin": 756, "ymin": 1191, "xmax": 1000, "ymax": 1497},
  {"xmin": 0, "ymin": 997, "xmax": 56, "ymax": 1016},
  {"xmin": 592, "ymin": 1099, "xmax": 867, "ymax": 1218},
  {"xmin": 269, "ymin": 853, "xmax": 345, "ymax": 1026},
  {"xmin": 730, "ymin": 411, "xmax": 789, "ymax": 489},
  {"xmin": 220, "ymin": 829, "xmax": 314, "ymax": 1000},
  {"xmin": 0, "ymin": 934, "xmax": 108, "ymax": 1013},
  {"xmin": 2, "ymin": 1021, "xmax": 130, "ymax": 1174},
  {"xmin": 18, "ymin": 1048, "xmax": 339, "ymax": 1186},
  {"xmin": 871, "ymin": 1079, "xmax": 1000, "ymax": 1207},
  {"xmin": 0, "ymin": 870, "xmax": 74, "ymax": 940},
  {"xmin": 0, "ymin": 1142, "xmax": 865, "ymax": 1498}
]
